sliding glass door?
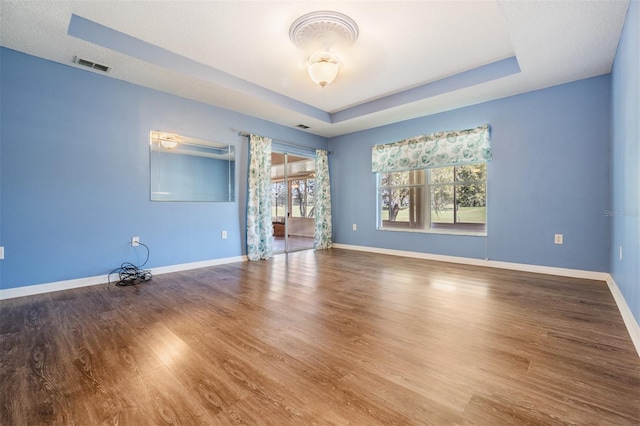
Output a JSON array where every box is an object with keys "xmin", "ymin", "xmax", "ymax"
[{"xmin": 271, "ymin": 152, "xmax": 315, "ymax": 253}]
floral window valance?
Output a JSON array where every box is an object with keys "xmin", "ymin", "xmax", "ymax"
[{"xmin": 372, "ymin": 124, "xmax": 492, "ymax": 173}]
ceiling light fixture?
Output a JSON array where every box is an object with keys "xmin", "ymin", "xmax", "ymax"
[
  {"xmin": 289, "ymin": 11, "xmax": 358, "ymax": 88},
  {"xmin": 307, "ymin": 52, "xmax": 340, "ymax": 87},
  {"xmin": 159, "ymin": 135, "xmax": 180, "ymax": 149}
]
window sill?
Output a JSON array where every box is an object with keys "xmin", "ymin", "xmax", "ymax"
[{"xmin": 377, "ymin": 226, "xmax": 487, "ymax": 237}]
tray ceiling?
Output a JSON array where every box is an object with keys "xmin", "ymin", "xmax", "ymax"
[{"xmin": 0, "ymin": 1, "xmax": 629, "ymax": 137}]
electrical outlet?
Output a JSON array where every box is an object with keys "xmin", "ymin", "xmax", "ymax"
[
  {"xmin": 0, "ymin": 246, "xmax": 4, "ymax": 260},
  {"xmin": 352, "ymin": 224, "xmax": 357, "ymax": 231},
  {"xmin": 221, "ymin": 231, "xmax": 228, "ymax": 239},
  {"xmin": 131, "ymin": 236, "xmax": 140, "ymax": 247},
  {"xmin": 554, "ymin": 234, "xmax": 563, "ymax": 245}
]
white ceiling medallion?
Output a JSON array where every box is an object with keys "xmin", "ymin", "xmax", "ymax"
[{"xmin": 289, "ymin": 11, "xmax": 359, "ymax": 88}]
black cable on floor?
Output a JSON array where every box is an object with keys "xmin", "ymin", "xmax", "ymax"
[{"xmin": 108, "ymin": 242, "xmax": 152, "ymax": 288}]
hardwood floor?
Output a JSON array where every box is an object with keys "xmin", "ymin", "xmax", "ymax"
[
  {"xmin": 273, "ymin": 236, "xmax": 314, "ymax": 253},
  {"xmin": 1, "ymin": 249, "xmax": 639, "ymax": 425}
]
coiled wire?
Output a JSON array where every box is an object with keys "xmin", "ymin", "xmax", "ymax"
[{"xmin": 108, "ymin": 242, "xmax": 152, "ymax": 287}]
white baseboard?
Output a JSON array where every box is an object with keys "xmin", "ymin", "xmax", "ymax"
[
  {"xmin": 606, "ymin": 275, "xmax": 640, "ymax": 357},
  {"xmin": 333, "ymin": 243, "xmax": 639, "ymax": 357},
  {"xmin": 332, "ymin": 243, "xmax": 609, "ymax": 280},
  {"xmin": 0, "ymin": 275, "xmax": 111, "ymax": 301},
  {"xmin": 0, "ymin": 255, "xmax": 248, "ymax": 300},
  {"xmin": 150, "ymin": 255, "xmax": 247, "ymax": 276}
]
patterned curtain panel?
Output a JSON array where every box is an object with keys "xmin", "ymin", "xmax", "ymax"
[
  {"xmin": 314, "ymin": 149, "xmax": 333, "ymax": 250},
  {"xmin": 246, "ymin": 135, "xmax": 273, "ymax": 261},
  {"xmin": 372, "ymin": 124, "xmax": 492, "ymax": 173}
]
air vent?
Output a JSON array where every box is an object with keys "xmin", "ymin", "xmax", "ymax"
[
  {"xmin": 296, "ymin": 124, "xmax": 310, "ymax": 129},
  {"xmin": 73, "ymin": 56, "xmax": 110, "ymax": 73}
]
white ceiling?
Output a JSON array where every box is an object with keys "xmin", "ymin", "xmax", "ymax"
[{"xmin": 0, "ymin": 0, "xmax": 630, "ymax": 138}]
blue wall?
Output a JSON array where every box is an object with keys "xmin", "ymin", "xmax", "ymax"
[
  {"xmin": 0, "ymin": 34, "xmax": 631, "ymax": 301},
  {"xmin": 0, "ymin": 48, "xmax": 327, "ymax": 290},
  {"xmin": 329, "ymin": 76, "xmax": 611, "ymax": 272},
  {"xmin": 611, "ymin": 1, "xmax": 639, "ymax": 325}
]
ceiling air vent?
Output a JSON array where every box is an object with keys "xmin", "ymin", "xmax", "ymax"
[
  {"xmin": 73, "ymin": 56, "xmax": 110, "ymax": 73},
  {"xmin": 296, "ymin": 124, "xmax": 310, "ymax": 129}
]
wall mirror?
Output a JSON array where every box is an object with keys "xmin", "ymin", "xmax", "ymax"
[{"xmin": 150, "ymin": 131, "xmax": 235, "ymax": 202}]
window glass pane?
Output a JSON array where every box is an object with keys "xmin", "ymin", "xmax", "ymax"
[
  {"xmin": 455, "ymin": 184, "xmax": 486, "ymax": 223},
  {"xmin": 306, "ymin": 179, "xmax": 315, "ymax": 218},
  {"xmin": 383, "ymin": 187, "xmax": 410, "ymax": 221},
  {"xmin": 430, "ymin": 166, "xmax": 454, "ymax": 184},
  {"xmin": 380, "ymin": 170, "xmax": 425, "ymax": 186},
  {"xmin": 381, "ymin": 172, "xmax": 408, "ymax": 186},
  {"xmin": 271, "ymin": 181, "xmax": 286, "ymax": 218},
  {"xmin": 430, "ymin": 185, "xmax": 454, "ymax": 223},
  {"xmin": 380, "ymin": 187, "xmax": 423, "ymax": 227},
  {"xmin": 289, "ymin": 179, "xmax": 307, "ymax": 217},
  {"xmin": 291, "ymin": 179, "xmax": 311, "ymax": 217},
  {"xmin": 380, "ymin": 188, "xmax": 391, "ymax": 221},
  {"xmin": 381, "ymin": 170, "xmax": 425, "ymax": 186},
  {"xmin": 455, "ymin": 163, "xmax": 486, "ymax": 182}
]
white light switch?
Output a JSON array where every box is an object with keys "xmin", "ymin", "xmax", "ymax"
[
  {"xmin": 554, "ymin": 234, "xmax": 563, "ymax": 245},
  {"xmin": 0, "ymin": 246, "xmax": 4, "ymax": 260},
  {"xmin": 221, "ymin": 231, "xmax": 228, "ymax": 239},
  {"xmin": 352, "ymin": 224, "xmax": 357, "ymax": 231}
]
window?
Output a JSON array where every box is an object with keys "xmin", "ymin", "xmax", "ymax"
[
  {"xmin": 378, "ymin": 163, "xmax": 486, "ymax": 234},
  {"xmin": 290, "ymin": 178, "xmax": 315, "ymax": 218},
  {"xmin": 379, "ymin": 170, "xmax": 425, "ymax": 228},
  {"xmin": 271, "ymin": 181, "xmax": 286, "ymax": 217},
  {"xmin": 271, "ymin": 177, "xmax": 315, "ymax": 218}
]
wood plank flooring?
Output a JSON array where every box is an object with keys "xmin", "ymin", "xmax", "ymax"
[
  {"xmin": 273, "ymin": 235, "xmax": 314, "ymax": 253},
  {"xmin": 1, "ymin": 249, "xmax": 639, "ymax": 425}
]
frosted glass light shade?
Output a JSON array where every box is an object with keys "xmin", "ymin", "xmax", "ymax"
[
  {"xmin": 160, "ymin": 137, "xmax": 179, "ymax": 149},
  {"xmin": 307, "ymin": 53, "xmax": 340, "ymax": 87}
]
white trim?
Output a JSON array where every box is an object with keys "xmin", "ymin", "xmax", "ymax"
[
  {"xmin": 333, "ymin": 243, "xmax": 639, "ymax": 357},
  {"xmin": 606, "ymin": 274, "xmax": 640, "ymax": 357},
  {"xmin": 376, "ymin": 226, "xmax": 487, "ymax": 237},
  {"xmin": 0, "ymin": 255, "xmax": 248, "ymax": 300},
  {"xmin": 0, "ymin": 275, "xmax": 110, "ymax": 300},
  {"xmin": 332, "ymin": 243, "xmax": 609, "ymax": 280},
  {"xmin": 150, "ymin": 255, "xmax": 247, "ymax": 276}
]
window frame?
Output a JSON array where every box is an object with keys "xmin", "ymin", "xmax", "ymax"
[
  {"xmin": 378, "ymin": 170, "xmax": 425, "ymax": 229},
  {"xmin": 377, "ymin": 163, "xmax": 487, "ymax": 236}
]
